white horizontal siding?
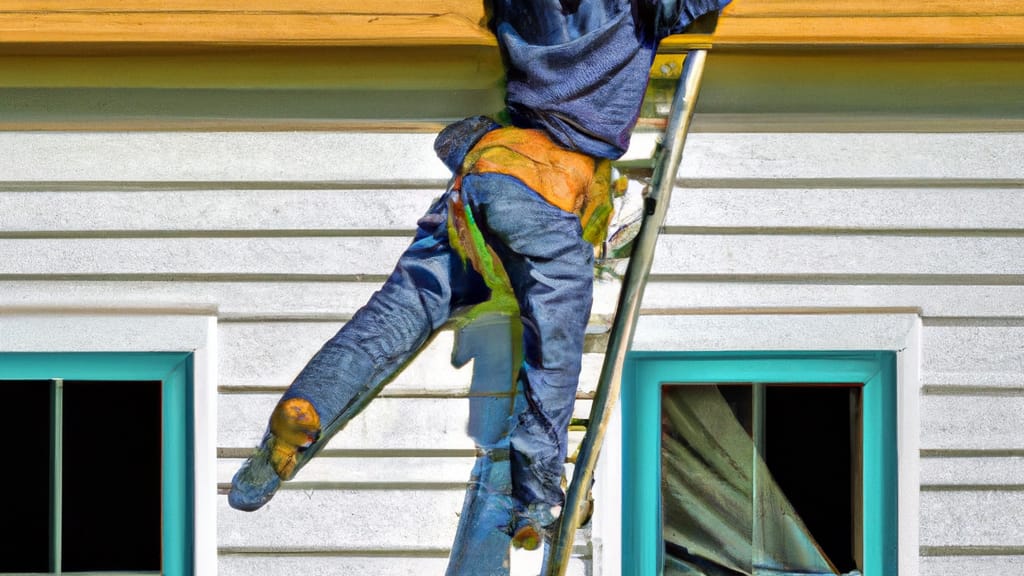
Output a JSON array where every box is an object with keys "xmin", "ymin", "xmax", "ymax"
[
  {"xmin": 0, "ymin": 280, "xmax": 384, "ymax": 319},
  {"xmin": 4, "ymin": 186, "xmax": 1024, "ymax": 233},
  {"xmin": 650, "ymin": 235, "xmax": 1024, "ymax": 276},
  {"xmin": 221, "ymin": 394, "xmax": 589, "ymax": 451},
  {"xmin": 921, "ymin": 457, "xmax": 1024, "ymax": 486},
  {"xmin": 0, "ymin": 188, "xmax": 437, "ymax": 233},
  {"xmin": 217, "ymin": 457, "xmax": 476, "ymax": 485},
  {"xmin": 637, "ymin": 282, "xmax": 1024, "ymax": 318},
  {"xmin": 0, "ymin": 133, "xmax": 450, "ymax": 183},
  {"xmin": 221, "ymin": 396, "xmax": 474, "ymax": 451},
  {"xmin": 665, "ymin": 187, "xmax": 1024, "ymax": 230},
  {"xmin": 3, "ymin": 279, "xmax": 1024, "ymax": 319},
  {"xmin": 217, "ymin": 490, "xmax": 591, "ymax": 574},
  {"xmin": 922, "ymin": 325, "xmax": 1024, "ymax": 387},
  {"xmin": 920, "ymin": 556, "xmax": 1024, "ymax": 576},
  {"xmin": 0, "ymin": 313, "xmax": 213, "ymax": 352},
  {"xmin": 217, "ymin": 555, "xmax": 592, "ymax": 576},
  {"xmin": 217, "ymin": 488, "xmax": 466, "ymax": 550},
  {"xmin": 218, "ymin": 323, "xmax": 469, "ymax": 392},
  {"xmin": 218, "ymin": 556, "xmax": 453, "ymax": 576},
  {"xmin": 4, "ymin": 234, "xmax": 1020, "ymax": 277},
  {"xmin": 920, "ymin": 490, "xmax": 1024, "ymax": 547},
  {"xmin": 668, "ymin": 132, "xmax": 1024, "ymax": 181},
  {"xmin": 216, "ymin": 321, "xmax": 607, "ymax": 393},
  {"xmin": 631, "ymin": 313, "xmax": 918, "ymax": 351},
  {"xmin": 3, "ymin": 132, "xmax": 1023, "ymax": 181},
  {"xmin": 3, "ymin": 130, "xmax": 1022, "ymax": 574},
  {"xmin": 921, "ymin": 396, "xmax": 1024, "ymax": 450},
  {"xmin": 0, "ymin": 236, "xmax": 411, "ymax": 275}
]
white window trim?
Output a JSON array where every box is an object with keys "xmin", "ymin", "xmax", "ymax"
[
  {"xmin": 591, "ymin": 312, "xmax": 922, "ymax": 576},
  {"xmin": 0, "ymin": 311, "xmax": 218, "ymax": 576}
]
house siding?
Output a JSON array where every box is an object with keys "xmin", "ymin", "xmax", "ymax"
[{"xmin": 1, "ymin": 130, "xmax": 1021, "ymax": 574}]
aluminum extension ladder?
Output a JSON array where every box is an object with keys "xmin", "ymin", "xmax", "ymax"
[{"xmin": 542, "ymin": 34, "xmax": 717, "ymax": 576}]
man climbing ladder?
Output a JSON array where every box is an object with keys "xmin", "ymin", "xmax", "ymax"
[{"xmin": 230, "ymin": 0, "xmax": 730, "ymax": 572}]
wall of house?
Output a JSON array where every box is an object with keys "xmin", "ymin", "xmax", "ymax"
[
  {"xmin": 619, "ymin": 130, "xmax": 1024, "ymax": 576},
  {"xmin": 0, "ymin": 130, "xmax": 592, "ymax": 574},
  {"xmin": 1, "ymin": 128, "xmax": 1021, "ymax": 575}
]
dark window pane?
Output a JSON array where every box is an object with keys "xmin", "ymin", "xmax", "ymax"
[
  {"xmin": 0, "ymin": 381, "xmax": 52, "ymax": 573},
  {"xmin": 765, "ymin": 385, "xmax": 859, "ymax": 574},
  {"xmin": 661, "ymin": 383, "xmax": 861, "ymax": 575},
  {"xmin": 62, "ymin": 381, "xmax": 162, "ymax": 572}
]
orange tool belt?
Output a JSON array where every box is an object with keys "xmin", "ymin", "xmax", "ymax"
[{"xmin": 460, "ymin": 127, "xmax": 613, "ymax": 248}]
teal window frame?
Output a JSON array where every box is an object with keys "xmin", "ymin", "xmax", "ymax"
[
  {"xmin": 1, "ymin": 352, "xmax": 194, "ymax": 576},
  {"xmin": 621, "ymin": 350, "xmax": 897, "ymax": 576}
]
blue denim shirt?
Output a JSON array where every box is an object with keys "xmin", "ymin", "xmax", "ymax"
[{"xmin": 490, "ymin": 0, "xmax": 731, "ymax": 159}]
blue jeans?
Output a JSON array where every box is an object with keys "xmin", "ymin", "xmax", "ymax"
[{"xmin": 283, "ymin": 171, "xmax": 595, "ymax": 520}]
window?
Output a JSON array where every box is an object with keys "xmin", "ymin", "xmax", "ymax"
[
  {"xmin": 622, "ymin": 351, "xmax": 897, "ymax": 576},
  {"xmin": 0, "ymin": 353, "xmax": 193, "ymax": 576}
]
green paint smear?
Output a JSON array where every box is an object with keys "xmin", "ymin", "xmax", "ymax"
[{"xmin": 447, "ymin": 195, "xmax": 524, "ymax": 391}]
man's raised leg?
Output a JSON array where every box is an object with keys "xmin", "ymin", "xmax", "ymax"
[{"xmin": 229, "ymin": 193, "xmax": 487, "ymax": 511}]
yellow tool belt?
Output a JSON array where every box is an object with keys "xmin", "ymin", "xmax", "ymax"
[{"xmin": 460, "ymin": 127, "xmax": 613, "ymax": 247}]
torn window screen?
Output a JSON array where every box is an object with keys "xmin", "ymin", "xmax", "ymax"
[{"xmin": 660, "ymin": 384, "xmax": 864, "ymax": 576}]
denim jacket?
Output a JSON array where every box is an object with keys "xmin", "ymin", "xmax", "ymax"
[{"xmin": 489, "ymin": 0, "xmax": 731, "ymax": 159}]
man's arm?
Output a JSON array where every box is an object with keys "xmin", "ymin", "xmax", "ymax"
[{"xmin": 640, "ymin": 0, "xmax": 731, "ymax": 39}]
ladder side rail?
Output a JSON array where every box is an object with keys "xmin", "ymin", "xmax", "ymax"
[{"xmin": 543, "ymin": 47, "xmax": 710, "ymax": 576}]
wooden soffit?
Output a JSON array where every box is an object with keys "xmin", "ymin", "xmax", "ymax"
[{"xmin": 3, "ymin": 0, "xmax": 1024, "ymax": 52}]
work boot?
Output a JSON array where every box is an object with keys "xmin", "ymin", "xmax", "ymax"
[
  {"xmin": 511, "ymin": 503, "xmax": 561, "ymax": 551},
  {"xmin": 228, "ymin": 397, "xmax": 321, "ymax": 512},
  {"xmin": 267, "ymin": 397, "xmax": 321, "ymax": 479}
]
